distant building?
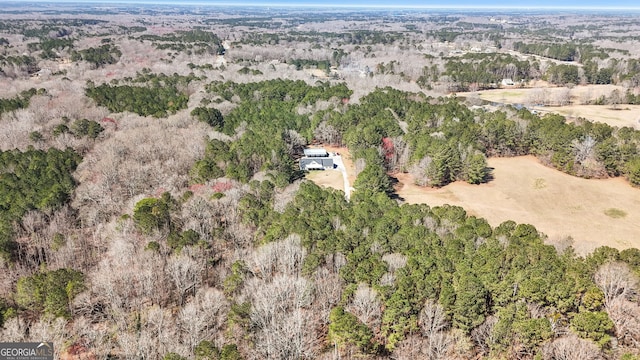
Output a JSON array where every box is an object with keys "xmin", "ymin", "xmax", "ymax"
[
  {"xmin": 300, "ymin": 148, "xmax": 334, "ymax": 170},
  {"xmin": 501, "ymin": 78, "xmax": 515, "ymax": 86}
]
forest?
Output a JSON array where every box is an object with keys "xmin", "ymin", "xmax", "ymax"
[{"xmin": 1, "ymin": 3, "xmax": 640, "ymax": 360}]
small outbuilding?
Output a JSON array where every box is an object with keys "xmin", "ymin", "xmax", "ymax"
[
  {"xmin": 303, "ymin": 148, "xmax": 329, "ymax": 157},
  {"xmin": 501, "ymin": 78, "xmax": 515, "ymax": 86}
]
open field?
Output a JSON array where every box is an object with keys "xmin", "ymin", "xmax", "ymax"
[
  {"xmin": 464, "ymin": 83, "xmax": 622, "ymax": 104},
  {"xmin": 538, "ymin": 105, "xmax": 640, "ymax": 129},
  {"xmin": 462, "ymin": 84, "xmax": 640, "ymax": 128},
  {"xmin": 316, "ymin": 146, "xmax": 640, "ymax": 255},
  {"xmin": 395, "ymin": 156, "xmax": 640, "ymax": 255}
]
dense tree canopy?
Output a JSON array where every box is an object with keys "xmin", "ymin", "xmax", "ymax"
[
  {"xmin": 85, "ymin": 71, "xmax": 201, "ymax": 117},
  {"xmin": 0, "ymin": 147, "xmax": 80, "ymax": 261}
]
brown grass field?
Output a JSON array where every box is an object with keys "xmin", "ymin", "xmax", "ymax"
[
  {"xmin": 538, "ymin": 105, "xmax": 640, "ymax": 129},
  {"xmin": 306, "ymin": 169, "xmax": 344, "ymax": 191},
  {"xmin": 465, "ymin": 84, "xmax": 621, "ymax": 104},
  {"xmin": 462, "ymin": 84, "xmax": 640, "ymax": 129},
  {"xmin": 395, "ymin": 156, "xmax": 640, "ymax": 256},
  {"xmin": 309, "ymin": 146, "xmax": 640, "ymax": 256}
]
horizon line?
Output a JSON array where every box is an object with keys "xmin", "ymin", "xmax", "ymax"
[{"xmin": 3, "ymin": 1, "xmax": 640, "ymax": 11}]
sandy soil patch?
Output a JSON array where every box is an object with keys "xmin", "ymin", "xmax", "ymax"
[{"xmin": 395, "ymin": 156, "xmax": 640, "ymax": 255}]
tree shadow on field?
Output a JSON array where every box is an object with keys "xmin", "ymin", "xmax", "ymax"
[
  {"xmin": 388, "ymin": 175, "xmax": 406, "ymax": 201},
  {"xmin": 483, "ymin": 166, "xmax": 495, "ymax": 183}
]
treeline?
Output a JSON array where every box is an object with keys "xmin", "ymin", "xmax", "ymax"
[
  {"xmin": 433, "ymin": 45, "xmax": 640, "ymax": 88},
  {"xmin": 27, "ymin": 37, "xmax": 74, "ymax": 59},
  {"xmin": 287, "ymin": 58, "xmax": 331, "ymax": 73},
  {"xmin": 441, "ymin": 53, "xmax": 531, "ymax": 91},
  {"xmin": 436, "ymin": 52, "xmax": 622, "ymax": 90},
  {"xmin": 482, "ymin": 109, "xmax": 640, "ymax": 181},
  {"xmin": 84, "ymin": 71, "xmax": 200, "ymax": 117},
  {"xmin": 52, "ymin": 118, "xmax": 105, "ymax": 139},
  {"xmin": 239, "ymin": 30, "xmax": 404, "ymax": 46},
  {"xmin": 0, "ymin": 55, "xmax": 40, "ymax": 75},
  {"xmin": 85, "ymin": 83, "xmax": 188, "ymax": 118},
  {"xmin": 513, "ymin": 41, "xmax": 609, "ymax": 63},
  {"xmin": 510, "ymin": 42, "xmax": 640, "ymax": 86},
  {"xmin": 319, "ymin": 87, "xmax": 640, "ymax": 187}
]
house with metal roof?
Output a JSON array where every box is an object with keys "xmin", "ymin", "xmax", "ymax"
[{"xmin": 300, "ymin": 148, "xmax": 334, "ymax": 170}]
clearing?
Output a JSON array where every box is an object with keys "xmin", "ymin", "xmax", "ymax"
[
  {"xmin": 463, "ymin": 83, "xmax": 620, "ymax": 104},
  {"xmin": 309, "ymin": 146, "xmax": 640, "ymax": 256},
  {"xmin": 537, "ymin": 105, "xmax": 640, "ymax": 129},
  {"xmin": 304, "ymin": 145, "xmax": 356, "ymax": 197},
  {"xmin": 461, "ymin": 84, "xmax": 640, "ymax": 129},
  {"xmin": 395, "ymin": 156, "xmax": 640, "ymax": 256},
  {"xmin": 306, "ymin": 169, "xmax": 344, "ymax": 191}
]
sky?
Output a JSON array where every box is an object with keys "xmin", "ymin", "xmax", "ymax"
[{"xmin": 10, "ymin": 0, "xmax": 640, "ymax": 9}]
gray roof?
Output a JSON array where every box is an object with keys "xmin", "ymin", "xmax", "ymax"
[{"xmin": 300, "ymin": 157, "xmax": 333, "ymax": 170}]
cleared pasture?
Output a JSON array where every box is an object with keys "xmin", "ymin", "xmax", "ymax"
[
  {"xmin": 462, "ymin": 84, "xmax": 640, "ymax": 128},
  {"xmin": 395, "ymin": 156, "xmax": 640, "ymax": 255},
  {"xmin": 539, "ymin": 105, "xmax": 640, "ymax": 129}
]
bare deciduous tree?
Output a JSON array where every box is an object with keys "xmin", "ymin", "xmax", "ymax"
[
  {"xmin": 382, "ymin": 253, "xmax": 408, "ymax": 273},
  {"xmin": 419, "ymin": 300, "xmax": 448, "ymax": 337},
  {"xmin": 609, "ymin": 89, "xmax": 624, "ymax": 109},
  {"xmin": 168, "ymin": 250, "xmax": 203, "ymax": 305},
  {"xmin": 27, "ymin": 317, "xmax": 67, "ymax": 360},
  {"xmin": 595, "ymin": 261, "xmax": 638, "ymax": 307},
  {"xmin": 542, "ymin": 334, "xmax": 603, "ymax": 360},
  {"xmin": 243, "ymin": 274, "xmax": 318, "ymax": 359},
  {"xmin": 555, "ymin": 87, "xmax": 572, "ymax": 106},
  {"xmin": 411, "ymin": 156, "xmax": 433, "ymax": 186},
  {"xmin": 391, "ymin": 299, "xmax": 454, "ymax": 359},
  {"xmin": 354, "ymin": 157, "xmax": 367, "ymax": 178},
  {"xmin": 419, "ymin": 300, "xmax": 453, "ymax": 359},
  {"xmin": 471, "ymin": 315, "xmax": 498, "ymax": 356},
  {"xmin": 283, "ymin": 129, "xmax": 307, "ymax": 156},
  {"xmin": 314, "ymin": 121, "xmax": 342, "ymax": 146},
  {"xmin": 606, "ymin": 297, "xmax": 640, "ymax": 347},
  {"xmin": 313, "ymin": 267, "xmax": 343, "ymax": 321},
  {"xmin": 572, "ymin": 135, "xmax": 597, "ymax": 163},
  {"xmin": 347, "ymin": 283, "xmax": 381, "ymax": 329},
  {"xmin": 273, "ymin": 180, "xmax": 302, "ymax": 213},
  {"xmin": 0, "ymin": 317, "xmax": 28, "ymax": 342},
  {"xmin": 178, "ymin": 287, "xmax": 228, "ymax": 348}
]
